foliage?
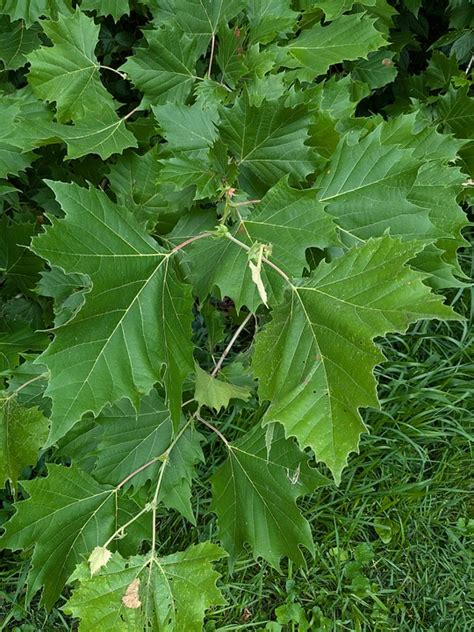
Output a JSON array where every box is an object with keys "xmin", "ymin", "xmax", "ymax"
[{"xmin": 0, "ymin": 0, "xmax": 472, "ymax": 629}]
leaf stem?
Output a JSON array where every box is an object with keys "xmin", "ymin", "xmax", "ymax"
[
  {"xmin": 99, "ymin": 64, "xmax": 128, "ymax": 80},
  {"xmin": 196, "ymin": 413, "xmax": 230, "ymax": 447},
  {"xmin": 1, "ymin": 373, "xmax": 48, "ymax": 403},
  {"xmin": 225, "ymin": 233, "xmax": 291, "ymax": 283},
  {"xmin": 170, "ymin": 231, "xmax": 212, "ymax": 254},
  {"xmin": 211, "ymin": 311, "xmax": 253, "ymax": 376},
  {"xmin": 207, "ymin": 34, "xmax": 216, "ymax": 79}
]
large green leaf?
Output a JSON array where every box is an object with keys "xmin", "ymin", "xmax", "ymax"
[
  {"xmin": 283, "ymin": 13, "xmax": 386, "ymax": 80},
  {"xmin": 120, "ymin": 26, "xmax": 200, "ymax": 106},
  {"xmin": 1, "ymin": 464, "xmax": 117, "ymax": 608},
  {"xmin": 253, "ymin": 236, "xmax": 459, "ymax": 482},
  {"xmin": 219, "ymin": 95, "xmax": 316, "ymax": 195},
  {"xmin": 32, "ymin": 181, "xmax": 194, "ymax": 445},
  {"xmin": 27, "ymin": 9, "xmax": 115, "ymax": 123},
  {"xmin": 211, "ymin": 423, "xmax": 328, "ymax": 567},
  {"xmin": 64, "ymin": 543, "xmax": 226, "ymax": 631},
  {"xmin": 0, "ymin": 395, "xmax": 49, "ymax": 490}
]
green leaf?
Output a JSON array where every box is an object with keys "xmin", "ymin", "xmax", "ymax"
[
  {"xmin": 0, "ymin": 144, "xmax": 35, "ymax": 179},
  {"xmin": 246, "ymin": 0, "xmax": 298, "ymax": 44},
  {"xmin": 283, "ymin": 13, "xmax": 387, "ymax": 80},
  {"xmin": 312, "ymin": 1, "xmax": 359, "ymax": 20},
  {"xmin": 0, "ymin": 0, "xmax": 73, "ymax": 27},
  {"xmin": 81, "ymin": 0, "xmax": 130, "ymax": 20},
  {"xmin": 0, "ymin": 17, "xmax": 41, "ymax": 70},
  {"xmin": 153, "ymin": 102, "xmax": 219, "ymax": 152},
  {"xmin": 349, "ymin": 50, "xmax": 397, "ymax": 88},
  {"xmin": 27, "ymin": 9, "xmax": 115, "ymax": 123},
  {"xmin": 253, "ymin": 236, "xmax": 460, "ymax": 482},
  {"xmin": 317, "ymin": 126, "xmax": 437, "ymax": 242},
  {"xmin": 211, "ymin": 423, "xmax": 328, "ymax": 567},
  {"xmin": 32, "ymin": 181, "xmax": 194, "ymax": 445},
  {"xmin": 0, "ymin": 395, "xmax": 49, "ymax": 490},
  {"xmin": 1, "ymin": 464, "xmax": 118, "ymax": 608},
  {"xmin": 174, "ymin": 0, "xmax": 244, "ymax": 40},
  {"xmin": 58, "ymin": 106, "xmax": 138, "ymax": 160},
  {"xmin": 64, "ymin": 543, "xmax": 226, "ymax": 631},
  {"xmin": 120, "ymin": 26, "xmax": 200, "ymax": 106},
  {"xmin": 194, "ymin": 364, "xmax": 252, "ymax": 411},
  {"xmin": 219, "ymin": 95, "xmax": 316, "ymax": 195}
]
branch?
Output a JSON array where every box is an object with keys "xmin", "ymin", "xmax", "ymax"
[{"xmin": 211, "ymin": 311, "xmax": 253, "ymax": 376}]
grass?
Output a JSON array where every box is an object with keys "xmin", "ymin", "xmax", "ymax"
[{"xmin": 1, "ymin": 278, "xmax": 473, "ymax": 631}]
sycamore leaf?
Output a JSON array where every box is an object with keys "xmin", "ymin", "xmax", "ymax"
[
  {"xmin": 219, "ymin": 95, "xmax": 316, "ymax": 195},
  {"xmin": 58, "ymin": 106, "xmax": 138, "ymax": 160},
  {"xmin": 0, "ymin": 464, "xmax": 118, "ymax": 608},
  {"xmin": 349, "ymin": 50, "xmax": 397, "ymax": 89},
  {"xmin": 283, "ymin": 13, "xmax": 386, "ymax": 80},
  {"xmin": 27, "ymin": 10, "xmax": 115, "ymax": 123},
  {"xmin": 0, "ymin": 395, "xmax": 49, "ymax": 490},
  {"xmin": 120, "ymin": 26, "xmax": 200, "ymax": 106},
  {"xmin": 81, "ymin": 0, "xmax": 130, "ymax": 21},
  {"xmin": 0, "ymin": 0, "xmax": 73, "ymax": 26},
  {"xmin": 312, "ymin": 1, "xmax": 359, "ymax": 20},
  {"xmin": 0, "ymin": 17, "xmax": 41, "ymax": 70},
  {"xmin": 153, "ymin": 103, "xmax": 219, "ymax": 152},
  {"xmin": 317, "ymin": 126, "xmax": 439, "ymax": 242},
  {"xmin": 210, "ymin": 423, "xmax": 329, "ymax": 568},
  {"xmin": 185, "ymin": 178, "xmax": 338, "ymax": 310},
  {"xmin": 32, "ymin": 181, "xmax": 194, "ymax": 445},
  {"xmin": 194, "ymin": 364, "xmax": 252, "ymax": 411},
  {"xmin": 253, "ymin": 236, "xmax": 460, "ymax": 483},
  {"xmin": 64, "ymin": 543, "xmax": 226, "ymax": 631},
  {"xmin": 0, "ymin": 144, "xmax": 35, "ymax": 179},
  {"xmin": 246, "ymin": 0, "xmax": 298, "ymax": 44},
  {"xmin": 173, "ymin": 0, "xmax": 245, "ymax": 56}
]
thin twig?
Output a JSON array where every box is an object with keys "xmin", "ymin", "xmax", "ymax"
[
  {"xmin": 1, "ymin": 373, "xmax": 47, "ymax": 402},
  {"xmin": 115, "ymin": 456, "xmax": 160, "ymax": 491},
  {"xmin": 211, "ymin": 311, "xmax": 253, "ymax": 376},
  {"xmin": 170, "ymin": 231, "xmax": 212, "ymax": 254},
  {"xmin": 207, "ymin": 34, "xmax": 216, "ymax": 78},
  {"xmin": 100, "ymin": 64, "xmax": 128, "ymax": 80},
  {"xmin": 466, "ymin": 54, "xmax": 474, "ymax": 75},
  {"xmin": 196, "ymin": 414, "xmax": 231, "ymax": 447},
  {"xmin": 122, "ymin": 106, "xmax": 140, "ymax": 121}
]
